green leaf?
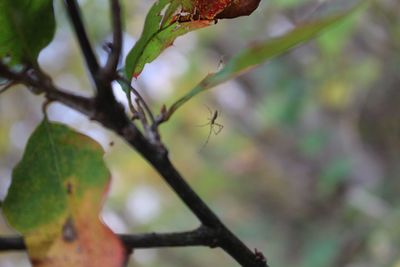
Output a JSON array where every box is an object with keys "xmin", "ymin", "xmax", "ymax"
[
  {"xmin": 3, "ymin": 120, "xmax": 125, "ymax": 267},
  {"xmin": 0, "ymin": 0, "xmax": 55, "ymax": 64},
  {"xmin": 167, "ymin": 2, "xmax": 365, "ymax": 116},
  {"xmin": 124, "ymin": 0, "xmax": 211, "ymax": 79}
]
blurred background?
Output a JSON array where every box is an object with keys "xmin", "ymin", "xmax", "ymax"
[{"xmin": 1, "ymin": 0, "xmax": 400, "ymax": 266}]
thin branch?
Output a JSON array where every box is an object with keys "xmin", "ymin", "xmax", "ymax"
[
  {"xmin": 121, "ymin": 226, "xmax": 218, "ymax": 249},
  {"xmin": 0, "ymin": 62, "xmax": 95, "ymax": 117},
  {"xmin": 63, "ymin": 0, "xmax": 100, "ymax": 82},
  {"xmin": 103, "ymin": 0, "xmax": 123, "ymax": 76},
  {"xmin": 45, "ymin": 90, "xmax": 96, "ymax": 117},
  {"xmin": 0, "ymin": 63, "xmax": 25, "ymax": 82},
  {"xmin": 0, "ymin": 227, "xmax": 215, "ymax": 252},
  {"xmin": 64, "ymin": 0, "xmax": 120, "ymax": 105},
  {"xmin": 135, "ymin": 97, "xmax": 149, "ymax": 126},
  {"xmin": 0, "ymin": 80, "xmax": 16, "ymax": 94},
  {"xmin": 117, "ymin": 76, "xmax": 155, "ymax": 124},
  {"xmin": 0, "ymin": 236, "xmax": 24, "ymax": 251},
  {"xmin": 0, "ymin": 226, "xmax": 266, "ymax": 266}
]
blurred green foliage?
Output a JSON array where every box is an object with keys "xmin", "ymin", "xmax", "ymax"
[{"xmin": 1, "ymin": 0, "xmax": 400, "ymax": 267}]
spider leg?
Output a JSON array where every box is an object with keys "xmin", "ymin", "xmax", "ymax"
[
  {"xmin": 200, "ymin": 125, "xmax": 213, "ymax": 150},
  {"xmin": 212, "ymin": 123, "xmax": 224, "ymax": 135},
  {"xmin": 196, "ymin": 106, "xmax": 214, "ymax": 127},
  {"xmin": 204, "ymin": 105, "xmax": 212, "ymax": 117}
]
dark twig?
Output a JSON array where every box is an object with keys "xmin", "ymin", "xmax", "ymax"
[
  {"xmin": 64, "ymin": 0, "xmax": 119, "ymax": 105},
  {"xmin": 0, "ymin": 80, "xmax": 16, "ymax": 94},
  {"xmin": 0, "ymin": 236, "xmax": 24, "ymax": 251},
  {"xmin": 64, "ymin": 0, "xmax": 100, "ymax": 82},
  {"xmin": 120, "ymin": 226, "xmax": 218, "ymax": 249},
  {"xmin": 0, "ymin": 226, "xmax": 267, "ymax": 266},
  {"xmin": 0, "ymin": 227, "xmax": 213, "ymax": 251},
  {"xmin": 0, "ymin": 62, "xmax": 95, "ymax": 117},
  {"xmin": 0, "ymin": 63, "xmax": 25, "ymax": 82},
  {"xmin": 0, "ymin": 226, "xmax": 266, "ymax": 266},
  {"xmin": 103, "ymin": 0, "xmax": 123, "ymax": 76}
]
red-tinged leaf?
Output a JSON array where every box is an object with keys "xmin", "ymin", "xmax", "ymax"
[
  {"xmin": 180, "ymin": 0, "xmax": 261, "ymax": 20},
  {"xmin": 3, "ymin": 120, "xmax": 126, "ymax": 267},
  {"xmin": 216, "ymin": 0, "xmax": 262, "ymax": 19},
  {"xmin": 193, "ymin": 0, "xmax": 231, "ymax": 20},
  {"xmin": 124, "ymin": 0, "xmax": 262, "ymax": 80}
]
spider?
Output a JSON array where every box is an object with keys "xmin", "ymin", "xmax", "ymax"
[{"xmin": 197, "ymin": 106, "xmax": 224, "ymax": 149}]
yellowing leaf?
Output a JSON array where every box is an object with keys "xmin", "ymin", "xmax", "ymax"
[{"xmin": 3, "ymin": 120, "xmax": 126, "ymax": 267}]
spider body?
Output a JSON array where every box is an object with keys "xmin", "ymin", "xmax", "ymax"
[{"xmin": 198, "ymin": 107, "xmax": 224, "ymax": 149}]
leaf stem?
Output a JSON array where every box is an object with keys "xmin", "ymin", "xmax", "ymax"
[{"xmin": 117, "ymin": 76, "xmax": 155, "ymax": 125}]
